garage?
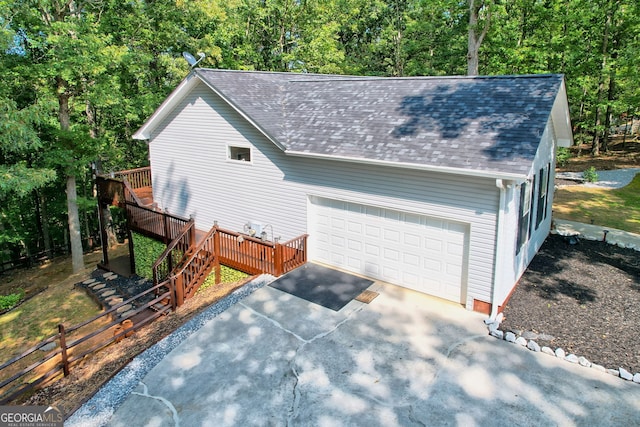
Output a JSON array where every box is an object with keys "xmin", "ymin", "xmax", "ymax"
[{"xmin": 310, "ymin": 197, "xmax": 468, "ymax": 303}]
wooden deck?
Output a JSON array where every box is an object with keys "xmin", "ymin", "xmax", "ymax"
[{"xmin": 96, "ymin": 166, "xmax": 308, "ymax": 309}]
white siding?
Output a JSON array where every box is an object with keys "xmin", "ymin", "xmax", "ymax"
[
  {"xmin": 148, "ymin": 81, "xmax": 501, "ymax": 307},
  {"xmin": 498, "ymin": 120, "xmax": 557, "ymax": 305}
]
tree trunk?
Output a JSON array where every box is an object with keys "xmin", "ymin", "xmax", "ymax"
[
  {"xmin": 467, "ymin": 0, "xmax": 490, "ymax": 76},
  {"xmin": 40, "ymin": 192, "xmax": 52, "ymax": 255},
  {"xmin": 58, "ymin": 81, "xmax": 84, "ymax": 272},
  {"xmin": 67, "ymin": 175, "xmax": 84, "ymax": 272},
  {"xmin": 591, "ymin": 1, "xmax": 615, "ymax": 157},
  {"xmin": 94, "ymin": 159, "xmax": 118, "ymax": 247},
  {"xmin": 602, "ymin": 74, "xmax": 615, "ymax": 153}
]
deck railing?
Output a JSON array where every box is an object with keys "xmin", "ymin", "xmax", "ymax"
[
  {"xmin": 126, "ymin": 202, "xmax": 191, "ymax": 243},
  {"xmin": 152, "ymin": 219, "xmax": 196, "ymax": 287},
  {"xmin": 113, "ymin": 166, "xmax": 152, "ymax": 190},
  {"xmin": 167, "ymin": 226, "xmax": 221, "ymax": 307},
  {"xmin": 217, "ymin": 228, "xmax": 307, "ymax": 276},
  {"xmin": 0, "ymin": 282, "xmax": 171, "ymax": 404}
]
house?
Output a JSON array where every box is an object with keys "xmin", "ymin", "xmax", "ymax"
[{"xmin": 131, "ymin": 69, "xmax": 573, "ymax": 315}]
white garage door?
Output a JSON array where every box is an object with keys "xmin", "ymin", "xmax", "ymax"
[{"xmin": 311, "ymin": 197, "xmax": 468, "ymax": 303}]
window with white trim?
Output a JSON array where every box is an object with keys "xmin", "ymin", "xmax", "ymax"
[
  {"xmin": 228, "ymin": 146, "xmax": 251, "ymax": 162},
  {"xmin": 516, "ymin": 181, "xmax": 531, "ymax": 255}
]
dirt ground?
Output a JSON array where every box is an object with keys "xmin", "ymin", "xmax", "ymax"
[
  {"xmin": 558, "ymin": 136, "xmax": 640, "ymax": 172},
  {"xmin": 499, "ymin": 234, "xmax": 640, "ymax": 374}
]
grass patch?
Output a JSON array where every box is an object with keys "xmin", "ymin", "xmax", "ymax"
[
  {"xmin": 554, "ymin": 174, "xmax": 640, "ymax": 234},
  {"xmin": 0, "ymin": 290, "xmax": 25, "ymax": 311},
  {"xmin": 0, "ymin": 250, "xmax": 108, "ymax": 364},
  {"xmin": 198, "ymin": 266, "xmax": 249, "ymax": 294}
]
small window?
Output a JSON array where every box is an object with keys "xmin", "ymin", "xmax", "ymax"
[{"xmin": 228, "ymin": 146, "xmax": 251, "ymax": 162}]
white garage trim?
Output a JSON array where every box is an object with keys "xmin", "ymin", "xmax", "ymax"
[{"xmin": 309, "ymin": 196, "xmax": 469, "ymax": 304}]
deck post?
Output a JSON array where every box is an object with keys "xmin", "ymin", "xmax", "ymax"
[
  {"xmin": 58, "ymin": 324, "xmax": 70, "ymax": 377},
  {"xmin": 274, "ymin": 243, "xmax": 284, "ymax": 276},
  {"xmin": 175, "ymin": 275, "xmax": 184, "ymax": 307}
]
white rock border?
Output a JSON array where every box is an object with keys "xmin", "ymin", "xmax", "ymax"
[{"xmin": 485, "ymin": 318, "xmax": 640, "ymax": 385}]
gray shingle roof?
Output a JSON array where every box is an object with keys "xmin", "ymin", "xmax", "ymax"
[{"xmin": 195, "ymin": 69, "xmax": 564, "ymax": 176}]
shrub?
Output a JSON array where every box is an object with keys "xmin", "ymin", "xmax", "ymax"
[
  {"xmin": 556, "ymin": 147, "xmax": 571, "ymax": 167},
  {"xmin": 583, "ymin": 167, "xmax": 599, "ymax": 183},
  {"xmin": 0, "ymin": 290, "xmax": 25, "ymax": 311},
  {"xmin": 132, "ymin": 232, "xmax": 166, "ymax": 279}
]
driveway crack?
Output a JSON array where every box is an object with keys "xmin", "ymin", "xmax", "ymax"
[{"xmin": 132, "ymin": 381, "xmax": 181, "ymax": 426}]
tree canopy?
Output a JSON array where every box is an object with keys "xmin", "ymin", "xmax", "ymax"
[{"xmin": 1, "ymin": 0, "xmax": 638, "ymax": 269}]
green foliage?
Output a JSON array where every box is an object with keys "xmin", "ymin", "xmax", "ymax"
[
  {"xmin": 0, "ymin": 290, "xmax": 25, "ymax": 311},
  {"xmin": 582, "ymin": 167, "xmax": 599, "ymax": 183},
  {"xmin": 197, "ymin": 266, "xmax": 249, "ymax": 294},
  {"xmin": 556, "ymin": 147, "xmax": 571, "ymax": 167},
  {"xmin": 132, "ymin": 233, "xmax": 166, "ymax": 279}
]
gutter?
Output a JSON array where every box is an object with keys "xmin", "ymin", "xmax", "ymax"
[{"xmin": 488, "ymin": 178, "xmax": 510, "ymax": 321}]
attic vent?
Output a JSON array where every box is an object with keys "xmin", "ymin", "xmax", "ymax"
[{"xmin": 229, "ymin": 146, "xmax": 251, "ymax": 162}]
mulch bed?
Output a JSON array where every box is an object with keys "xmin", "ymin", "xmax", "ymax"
[{"xmin": 499, "ymin": 233, "xmax": 640, "ymax": 374}]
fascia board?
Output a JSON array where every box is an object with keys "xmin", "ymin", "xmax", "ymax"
[{"xmin": 285, "ymin": 150, "xmax": 527, "ymax": 183}]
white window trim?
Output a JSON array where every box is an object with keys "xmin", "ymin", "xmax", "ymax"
[{"xmin": 227, "ymin": 144, "xmax": 253, "ymax": 164}]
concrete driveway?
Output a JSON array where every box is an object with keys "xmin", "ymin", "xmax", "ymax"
[{"xmin": 69, "ymin": 280, "xmax": 640, "ymax": 426}]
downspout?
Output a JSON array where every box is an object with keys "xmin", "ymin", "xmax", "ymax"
[{"xmin": 488, "ymin": 179, "xmax": 508, "ymax": 322}]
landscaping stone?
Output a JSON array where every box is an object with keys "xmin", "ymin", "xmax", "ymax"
[
  {"xmin": 515, "ymin": 336, "xmax": 527, "ymax": 346},
  {"xmin": 106, "ymin": 297, "xmax": 124, "ymax": 306},
  {"xmin": 619, "ymin": 368, "xmax": 633, "ymax": 381},
  {"xmin": 40, "ymin": 342, "xmax": 57, "ymax": 352},
  {"xmin": 102, "ymin": 272, "xmax": 113, "ymax": 278},
  {"xmin": 522, "ymin": 331, "xmax": 538, "ymax": 340},
  {"xmin": 116, "ymin": 304, "xmax": 133, "ymax": 314},
  {"xmin": 105, "ymin": 274, "xmax": 118, "ymax": 281},
  {"xmin": 565, "ymin": 354, "xmax": 579, "ymax": 364},
  {"xmin": 92, "ymin": 283, "xmax": 106, "ymax": 291},
  {"xmin": 505, "ymin": 332, "xmax": 516, "ymax": 343},
  {"xmin": 607, "ymin": 369, "xmax": 620, "ymax": 377},
  {"xmin": 120, "ymin": 309, "xmax": 136, "ymax": 318},
  {"xmin": 527, "ymin": 340, "xmax": 541, "ymax": 352},
  {"xmin": 541, "ymin": 346, "xmax": 555, "ymax": 356},
  {"xmin": 100, "ymin": 290, "xmax": 116, "ymax": 298},
  {"xmin": 555, "ymin": 348, "xmax": 566, "ymax": 359},
  {"xmin": 488, "ymin": 322, "xmax": 499, "ymax": 333},
  {"xmin": 578, "ymin": 357, "xmax": 591, "ymax": 367},
  {"xmin": 82, "ymin": 278, "xmax": 97, "ymax": 285},
  {"xmin": 633, "ymin": 373, "xmax": 640, "ymax": 384},
  {"xmin": 591, "ymin": 364, "xmax": 606, "ymax": 373},
  {"xmin": 490, "ymin": 330, "xmax": 503, "ymax": 339}
]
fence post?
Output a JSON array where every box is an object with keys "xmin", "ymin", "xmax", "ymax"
[
  {"xmin": 274, "ymin": 243, "xmax": 284, "ymax": 276},
  {"xmin": 58, "ymin": 324, "xmax": 70, "ymax": 377}
]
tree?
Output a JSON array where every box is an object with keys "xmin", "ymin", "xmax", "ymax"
[{"xmin": 467, "ymin": 0, "xmax": 491, "ymax": 75}]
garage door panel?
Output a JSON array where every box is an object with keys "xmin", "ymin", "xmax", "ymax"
[
  {"xmin": 403, "ymin": 232, "xmax": 421, "ymax": 247},
  {"xmin": 365, "ymin": 225, "xmax": 380, "ymax": 238},
  {"xmin": 383, "ymin": 229, "xmax": 400, "ymax": 243},
  {"xmin": 312, "ymin": 198, "xmax": 467, "ymax": 303},
  {"xmin": 383, "ymin": 247, "xmax": 400, "ymax": 262}
]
